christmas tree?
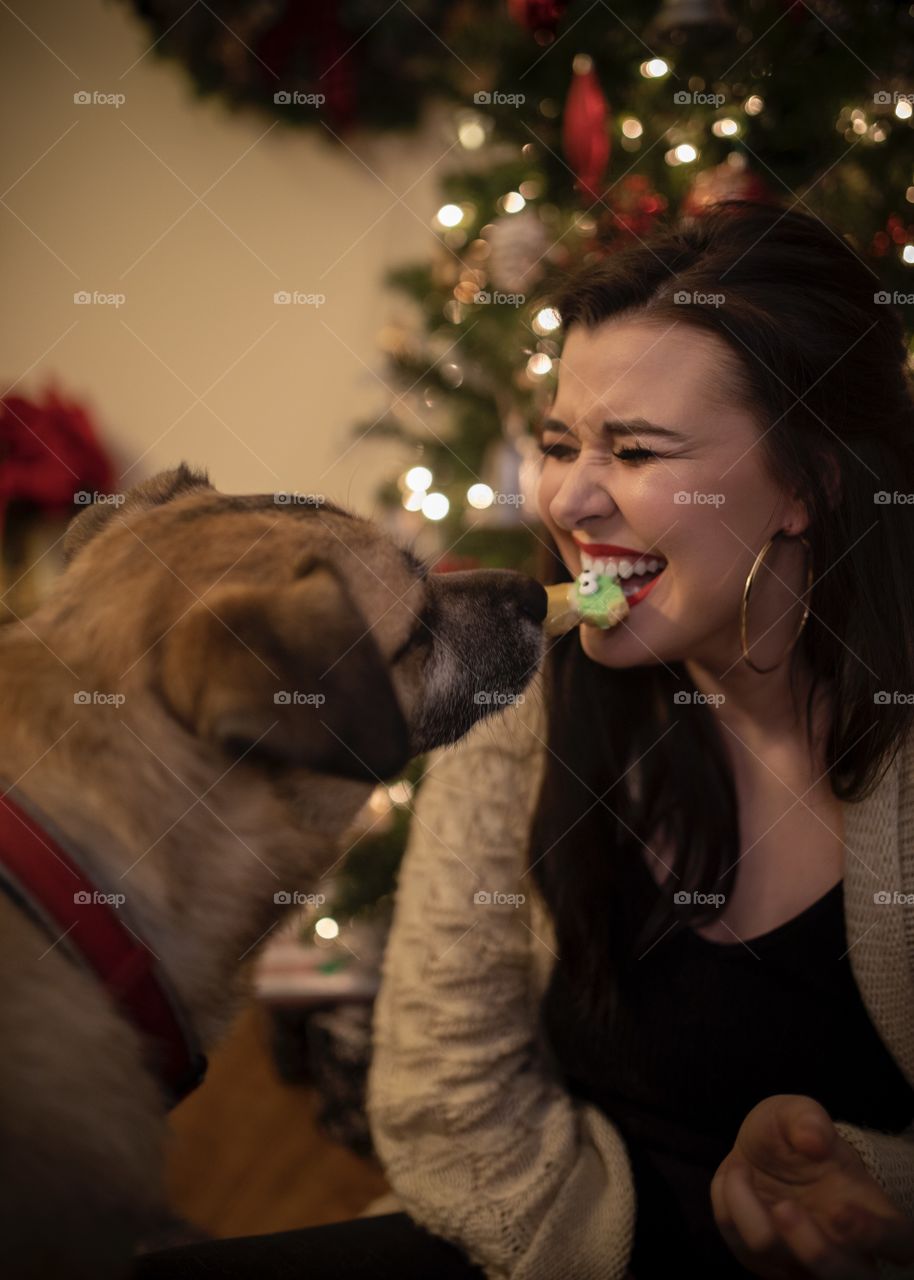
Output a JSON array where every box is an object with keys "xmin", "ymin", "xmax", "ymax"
[{"xmin": 358, "ymin": 0, "xmax": 914, "ymax": 564}]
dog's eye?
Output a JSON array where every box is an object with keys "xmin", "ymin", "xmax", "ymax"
[{"xmin": 392, "ymin": 612, "xmax": 433, "ymax": 663}]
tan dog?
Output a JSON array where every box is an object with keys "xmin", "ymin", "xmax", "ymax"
[{"xmin": 0, "ymin": 464, "xmax": 546, "ymax": 1279}]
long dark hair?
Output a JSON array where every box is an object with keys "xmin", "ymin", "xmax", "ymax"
[{"xmin": 528, "ymin": 201, "xmax": 914, "ymax": 1024}]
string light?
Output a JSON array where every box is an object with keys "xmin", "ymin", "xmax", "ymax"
[
  {"xmin": 501, "ymin": 191, "xmax": 526, "ymax": 213},
  {"xmin": 744, "ymin": 95, "xmax": 764, "ymax": 115},
  {"xmin": 527, "ymin": 353, "xmax": 553, "ymax": 377},
  {"xmin": 896, "ymin": 101, "xmax": 913, "ymax": 121},
  {"xmin": 533, "ymin": 306, "xmax": 562, "ymax": 334},
  {"xmin": 903, "ymin": 245, "xmax": 914, "ymax": 264},
  {"xmin": 467, "ymin": 483, "xmax": 494, "ymax": 509},
  {"xmin": 405, "ymin": 465, "xmax": 433, "ymax": 491},
  {"xmin": 640, "ymin": 58, "xmax": 669, "ymax": 78},
  {"xmin": 315, "ymin": 917, "xmax": 339, "ymax": 940},
  {"xmin": 402, "ymin": 490, "xmax": 425, "ymax": 511},
  {"xmin": 435, "ymin": 203, "xmax": 464, "ymax": 228},
  {"xmin": 458, "ymin": 119, "xmax": 487, "ymax": 148},
  {"xmin": 422, "ymin": 492, "xmax": 450, "ymax": 520},
  {"xmin": 621, "ymin": 117, "xmax": 643, "ymax": 138},
  {"xmin": 712, "ymin": 118, "xmax": 739, "ymax": 137}
]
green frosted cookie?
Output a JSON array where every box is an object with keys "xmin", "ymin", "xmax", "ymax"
[{"xmin": 574, "ymin": 569, "xmax": 629, "ymax": 627}]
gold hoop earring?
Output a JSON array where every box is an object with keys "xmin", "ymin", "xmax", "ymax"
[{"xmin": 739, "ymin": 533, "xmax": 814, "ymax": 674}]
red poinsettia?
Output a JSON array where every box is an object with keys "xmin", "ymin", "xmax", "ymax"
[{"xmin": 0, "ymin": 386, "xmax": 116, "ymax": 528}]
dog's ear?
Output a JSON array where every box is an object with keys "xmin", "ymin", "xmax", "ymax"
[
  {"xmin": 63, "ymin": 463, "xmax": 213, "ymax": 565},
  {"xmin": 157, "ymin": 558, "xmax": 411, "ymax": 782}
]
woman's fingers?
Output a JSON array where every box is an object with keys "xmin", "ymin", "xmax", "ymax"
[
  {"xmin": 827, "ymin": 1202, "xmax": 914, "ymax": 1265},
  {"xmin": 770, "ymin": 1201, "xmax": 877, "ymax": 1280},
  {"xmin": 714, "ymin": 1159, "xmax": 795, "ymax": 1279}
]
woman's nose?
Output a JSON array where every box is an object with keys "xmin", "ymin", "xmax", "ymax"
[{"xmin": 547, "ymin": 459, "xmax": 616, "ymax": 531}]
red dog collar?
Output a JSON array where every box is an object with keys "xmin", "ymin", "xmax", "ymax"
[{"xmin": 0, "ymin": 784, "xmax": 207, "ymax": 1108}]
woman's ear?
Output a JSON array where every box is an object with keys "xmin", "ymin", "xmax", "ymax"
[{"xmin": 157, "ymin": 560, "xmax": 411, "ymax": 781}]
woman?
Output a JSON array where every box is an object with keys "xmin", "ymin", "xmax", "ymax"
[
  {"xmin": 368, "ymin": 202, "xmax": 914, "ymax": 1279},
  {"xmin": 134, "ymin": 203, "xmax": 914, "ymax": 1279}
]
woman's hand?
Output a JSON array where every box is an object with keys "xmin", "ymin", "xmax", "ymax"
[{"xmin": 711, "ymin": 1094, "xmax": 914, "ymax": 1278}]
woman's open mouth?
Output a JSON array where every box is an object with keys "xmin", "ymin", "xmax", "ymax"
[{"xmin": 578, "ymin": 548, "xmax": 667, "ymax": 607}]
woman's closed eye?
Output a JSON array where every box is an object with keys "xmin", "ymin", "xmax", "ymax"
[{"xmin": 537, "ymin": 439, "xmax": 659, "ymax": 464}]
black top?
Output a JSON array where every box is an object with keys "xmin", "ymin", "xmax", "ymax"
[{"xmin": 541, "ymin": 850, "xmax": 914, "ymax": 1278}]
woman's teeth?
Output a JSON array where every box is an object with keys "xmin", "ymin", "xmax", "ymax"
[{"xmin": 578, "ymin": 549, "xmax": 667, "ymax": 600}]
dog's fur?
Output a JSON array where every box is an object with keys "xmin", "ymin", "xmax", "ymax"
[{"xmin": 0, "ymin": 464, "xmax": 545, "ymax": 1278}]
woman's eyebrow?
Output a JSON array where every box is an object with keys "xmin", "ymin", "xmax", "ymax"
[{"xmin": 538, "ymin": 415, "xmax": 687, "ymax": 442}]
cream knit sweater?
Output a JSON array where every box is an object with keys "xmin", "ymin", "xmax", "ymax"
[{"xmin": 368, "ymin": 670, "xmax": 914, "ymax": 1279}]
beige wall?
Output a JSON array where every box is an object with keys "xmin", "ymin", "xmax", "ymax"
[{"xmin": 1, "ymin": 0, "xmax": 449, "ymax": 516}]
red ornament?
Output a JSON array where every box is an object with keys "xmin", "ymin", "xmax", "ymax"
[
  {"xmin": 562, "ymin": 61, "xmax": 611, "ymax": 203},
  {"xmin": 508, "ymin": 0, "xmax": 567, "ymax": 33}
]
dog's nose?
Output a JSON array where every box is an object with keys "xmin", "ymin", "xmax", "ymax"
[{"xmin": 514, "ymin": 575, "xmax": 548, "ymax": 623}]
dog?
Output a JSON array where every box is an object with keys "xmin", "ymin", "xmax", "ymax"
[{"xmin": 0, "ymin": 463, "xmax": 546, "ymax": 1279}]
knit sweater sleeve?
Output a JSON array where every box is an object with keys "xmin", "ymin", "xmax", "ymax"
[
  {"xmin": 832, "ymin": 1120, "xmax": 914, "ymax": 1216},
  {"xmin": 367, "ymin": 688, "xmax": 637, "ymax": 1280},
  {"xmin": 832, "ymin": 1119, "xmax": 914, "ymax": 1269}
]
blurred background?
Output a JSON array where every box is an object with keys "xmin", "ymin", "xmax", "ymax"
[{"xmin": 2, "ymin": 0, "xmax": 913, "ymax": 1248}]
